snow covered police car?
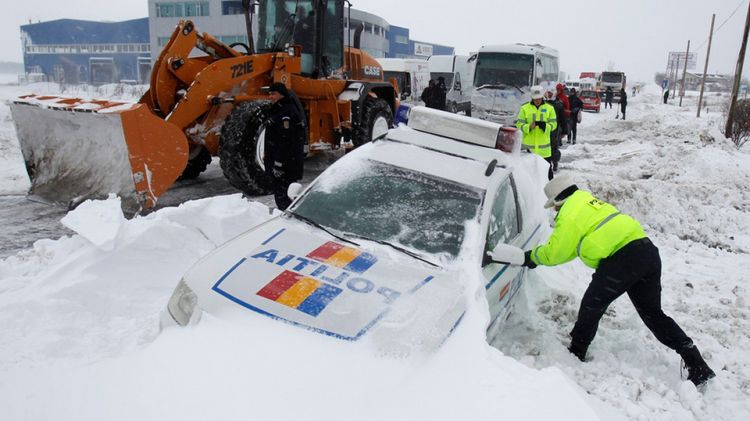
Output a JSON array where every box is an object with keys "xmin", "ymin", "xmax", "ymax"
[{"xmin": 161, "ymin": 107, "xmax": 548, "ymax": 350}]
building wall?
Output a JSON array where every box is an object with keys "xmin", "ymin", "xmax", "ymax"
[
  {"xmin": 147, "ymin": 1, "xmax": 450, "ymax": 61},
  {"xmin": 20, "ymin": 18, "xmax": 151, "ymax": 84},
  {"xmin": 387, "ymin": 25, "xmax": 453, "ymax": 59}
]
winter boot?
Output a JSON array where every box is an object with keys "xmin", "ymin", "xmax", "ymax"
[
  {"xmin": 680, "ymin": 345, "xmax": 716, "ymax": 387},
  {"xmin": 568, "ymin": 340, "xmax": 588, "ymax": 362}
]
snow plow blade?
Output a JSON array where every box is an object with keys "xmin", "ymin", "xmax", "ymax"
[{"xmin": 10, "ymin": 95, "xmax": 189, "ymax": 211}]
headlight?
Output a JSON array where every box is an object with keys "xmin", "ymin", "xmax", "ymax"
[{"xmin": 166, "ymin": 279, "xmax": 199, "ymax": 326}]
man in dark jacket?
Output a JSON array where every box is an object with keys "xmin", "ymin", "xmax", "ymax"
[
  {"xmin": 545, "ymin": 90, "xmax": 563, "ymax": 171},
  {"xmin": 663, "ymin": 90, "xmax": 669, "ymax": 104},
  {"xmin": 434, "ymin": 76, "xmax": 448, "ymax": 110},
  {"xmin": 266, "ymin": 82, "xmax": 306, "ymax": 210},
  {"xmin": 605, "ymin": 86, "xmax": 614, "ymax": 109},
  {"xmin": 523, "ymin": 174, "xmax": 716, "ymax": 388},
  {"xmin": 567, "ymin": 88, "xmax": 584, "ymax": 143},
  {"xmin": 421, "ymin": 79, "xmax": 437, "ymax": 109},
  {"xmin": 619, "ymin": 88, "xmax": 628, "ymax": 120}
]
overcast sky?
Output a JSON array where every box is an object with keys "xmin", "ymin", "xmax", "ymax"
[{"xmin": 3, "ymin": 0, "xmax": 750, "ymax": 83}]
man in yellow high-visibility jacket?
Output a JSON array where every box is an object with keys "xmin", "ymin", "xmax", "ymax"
[
  {"xmin": 516, "ymin": 85, "xmax": 557, "ymax": 180},
  {"xmin": 523, "ymin": 173, "xmax": 716, "ymax": 388}
]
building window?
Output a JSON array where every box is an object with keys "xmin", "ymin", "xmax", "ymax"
[
  {"xmin": 394, "ymin": 34, "xmax": 408, "ymax": 44},
  {"xmin": 156, "ymin": 2, "xmax": 209, "ymax": 18},
  {"xmin": 222, "ymin": 1, "xmax": 243, "ymax": 14}
]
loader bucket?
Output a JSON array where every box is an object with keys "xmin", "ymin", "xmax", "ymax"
[{"xmin": 10, "ymin": 95, "xmax": 189, "ymax": 211}]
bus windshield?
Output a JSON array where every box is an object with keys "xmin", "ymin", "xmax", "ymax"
[{"xmin": 474, "ymin": 52, "xmax": 533, "ymax": 88}]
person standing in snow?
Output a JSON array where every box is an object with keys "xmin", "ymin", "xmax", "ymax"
[
  {"xmin": 421, "ymin": 79, "xmax": 437, "ymax": 109},
  {"xmin": 434, "ymin": 76, "xmax": 448, "ymax": 111},
  {"xmin": 265, "ymin": 82, "xmax": 306, "ymax": 210},
  {"xmin": 567, "ymin": 88, "xmax": 584, "ymax": 144},
  {"xmin": 522, "ymin": 174, "xmax": 716, "ymax": 387},
  {"xmin": 545, "ymin": 90, "xmax": 563, "ymax": 171},
  {"xmin": 605, "ymin": 86, "xmax": 614, "ymax": 109},
  {"xmin": 663, "ymin": 90, "xmax": 669, "ymax": 104},
  {"xmin": 516, "ymin": 85, "xmax": 557, "ymax": 180},
  {"xmin": 619, "ymin": 88, "xmax": 628, "ymax": 120},
  {"xmin": 556, "ymin": 83, "xmax": 571, "ymax": 142}
]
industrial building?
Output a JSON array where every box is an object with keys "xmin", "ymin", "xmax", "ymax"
[{"xmin": 20, "ymin": 18, "xmax": 152, "ymax": 85}]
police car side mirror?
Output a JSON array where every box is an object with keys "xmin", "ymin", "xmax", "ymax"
[
  {"xmin": 287, "ymin": 182, "xmax": 303, "ymax": 200},
  {"xmin": 487, "ymin": 243, "xmax": 525, "ymax": 266}
]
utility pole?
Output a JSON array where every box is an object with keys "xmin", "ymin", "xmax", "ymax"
[
  {"xmin": 726, "ymin": 1, "xmax": 750, "ymax": 138},
  {"xmin": 671, "ymin": 57, "xmax": 679, "ymax": 98},
  {"xmin": 679, "ymin": 40, "xmax": 690, "ymax": 107},
  {"xmin": 698, "ymin": 14, "xmax": 716, "ymax": 117}
]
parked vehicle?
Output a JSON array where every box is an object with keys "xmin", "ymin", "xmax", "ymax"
[
  {"xmin": 161, "ymin": 107, "xmax": 547, "ymax": 350},
  {"xmin": 469, "ymin": 43, "xmax": 559, "ymax": 124},
  {"xmin": 580, "ymin": 90, "xmax": 601, "ymax": 112},
  {"xmin": 377, "ymin": 58, "xmax": 431, "ymax": 105},
  {"xmin": 427, "ymin": 54, "xmax": 473, "ymax": 115},
  {"xmin": 600, "ymin": 71, "xmax": 627, "ymax": 101}
]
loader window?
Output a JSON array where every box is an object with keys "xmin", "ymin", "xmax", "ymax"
[
  {"xmin": 257, "ymin": 0, "xmax": 314, "ymax": 52},
  {"xmin": 320, "ymin": 0, "xmax": 343, "ymax": 75}
]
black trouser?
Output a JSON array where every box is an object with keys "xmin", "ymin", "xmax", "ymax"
[
  {"xmin": 606, "ymin": 99, "xmax": 612, "ymax": 109},
  {"xmin": 570, "ymin": 117, "xmax": 578, "ymax": 141},
  {"xmin": 620, "ymin": 103, "xmax": 627, "ymax": 120},
  {"xmin": 271, "ymin": 173, "xmax": 295, "ymax": 210},
  {"xmin": 544, "ymin": 156, "xmax": 554, "ymax": 180},
  {"xmin": 570, "ymin": 238, "xmax": 693, "ymax": 353}
]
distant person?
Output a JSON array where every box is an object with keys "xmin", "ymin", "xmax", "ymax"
[
  {"xmin": 523, "ymin": 174, "xmax": 716, "ymax": 388},
  {"xmin": 266, "ymin": 82, "xmax": 306, "ymax": 210},
  {"xmin": 421, "ymin": 79, "xmax": 437, "ymax": 109},
  {"xmin": 567, "ymin": 88, "xmax": 584, "ymax": 144},
  {"xmin": 434, "ymin": 76, "xmax": 448, "ymax": 110},
  {"xmin": 632, "ymin": 86, "xmax": 637, "ymax": 97},
  {"xmin": 663, "ymin": 90, "xmax": 669, "ymax": 104},
  {"xmin": 619, "ymin": 88, "xmax": 628, "ymax": 120},
  {"xmin": 516, "ymin": 85, "xmax": 557, "ymax": 180},
  {"xmin": 545, "ymin": 90, "xmax": 563, "ymax": 171},
  {"xmin": 605, "ymin": 86, "xmax": 614, "ymax": 109},
  {"xmin": 556, "ymin": 83, "xmax": 571, "ymax": 141}
]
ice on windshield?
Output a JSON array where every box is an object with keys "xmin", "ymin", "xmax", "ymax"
[{"xmin": 291, "ymin": 160, "xmax": 484, "ymax": 259}]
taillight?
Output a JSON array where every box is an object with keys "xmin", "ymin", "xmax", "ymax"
[{"xmin": 496, "ymin": 127, "xmax": 519, "ymax": 152}]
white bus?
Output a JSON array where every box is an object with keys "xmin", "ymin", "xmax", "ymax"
[{"xmin": 469, "ymin": 44, "xmax": 559, "ymax": 124}]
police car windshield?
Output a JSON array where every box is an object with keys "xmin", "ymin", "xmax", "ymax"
[{"xmin": 290, "ymin": 160, "xmax": 484, "ymax": 260}]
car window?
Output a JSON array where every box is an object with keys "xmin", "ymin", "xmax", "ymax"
[
  {"xmin": 485, "ymin": 177, "xmax": 520, "ymax": 251},
  {"xmin": 292, "ymin": 160, "xmax": 484, "ymax": 259}
]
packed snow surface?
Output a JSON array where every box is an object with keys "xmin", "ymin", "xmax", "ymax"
[{"xmin": 0, "ymin": 83, "xmax": 749, "ymax": 420}]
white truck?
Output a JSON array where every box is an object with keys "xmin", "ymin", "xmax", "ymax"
[
  {"xmin": 377, "ymin": 58, "xmax": 431, "ymax": 105},
  {"xmin": 427, "ymin": 54, "xmax": 474, "ymax": 115}
]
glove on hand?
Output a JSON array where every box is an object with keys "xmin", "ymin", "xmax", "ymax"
[
  {"xmin": 537, "ymin": 121, "xmax": 547, "ymax": 131},
  {"xmin": 523, "ymin": 250, "xmax": 537, "ymax": 269}
]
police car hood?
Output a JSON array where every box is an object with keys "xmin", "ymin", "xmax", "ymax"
[{"xmin": 184, "ymin": 217, "xmax": 467, "ymax": 349}]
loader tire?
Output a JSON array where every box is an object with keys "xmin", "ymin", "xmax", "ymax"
[
  {"xmin": 177, "ymin": 146, "xmax": 211, "ymax": 181},
  {"xmin": 353, "ymin": 98, "xmax": 393, "ymax": 147},
  {"xmin": 219, "ymin": 100, "xmax": 272, "ymax": 196}
]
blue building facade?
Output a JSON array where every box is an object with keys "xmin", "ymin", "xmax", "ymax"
[
  {"xmin": 21, "ymin": 18, "xmax": 152, "ymax": 85},
  {"xmin": 387, "ymin": 25, "xmax": 453, "ymax": 59}
]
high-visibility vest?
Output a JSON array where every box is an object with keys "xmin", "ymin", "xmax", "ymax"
[
  {"xmin": 516, "ymin": 101, "xmax": 557, "ymax": 158},
  {"xmin": 531, "ymin": 190, "xmax": 647, "ymax": 269}
]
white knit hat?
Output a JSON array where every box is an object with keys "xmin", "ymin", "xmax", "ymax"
[{"xmin": 544, "ymin": 173, "xmax": 576, "ymax": 208}]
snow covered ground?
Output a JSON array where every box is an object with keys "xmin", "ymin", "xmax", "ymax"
[{"xmin": 0, "ymin": 83, "xmax": 748, "ymax": 420}]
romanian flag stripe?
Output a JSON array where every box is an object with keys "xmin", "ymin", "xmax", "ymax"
[
  {"xmin": 257, "ymin": 270, "xmax": 342, "ymax": 317},
  {"xmin": 307, "ymin": 241, "xmax": 345, "ymax": 261},
  {"xmin": 297, "ymin": 283, "xmax": 343, "ymax": 316},
  {"xmin": 307, "ymin": 241, "xmax": 377, "ymax": 274},
  {"xmin": 276, "ymin": 277, "xmax": 321, "ymax": 308},
  {"xmin": 256, "ymin": 270, "xmax": 302, "ymax": 301}
]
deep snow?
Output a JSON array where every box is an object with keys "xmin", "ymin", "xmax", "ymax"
[{"xmin": 0, "ymin": 81, "xmax": 749, "ymax": 420}]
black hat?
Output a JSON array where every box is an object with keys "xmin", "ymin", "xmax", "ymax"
[{"xmin": 269, "ymin": 82, "xmax": 288, "ymax": 97}]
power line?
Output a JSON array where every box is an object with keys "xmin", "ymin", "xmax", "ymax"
[{"xmin": 694, "ymin": 0, "xmax": 748, "ymax": 52}]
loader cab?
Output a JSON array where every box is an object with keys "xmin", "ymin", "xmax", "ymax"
[{"xmin": 256, "ymin": 0, "xmax": 344, "ymax": 78}]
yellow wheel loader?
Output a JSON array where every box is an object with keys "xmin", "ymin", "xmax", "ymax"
[{"xmin": 10, "ymin": 0, "xmax": 397, "ymax": 212}]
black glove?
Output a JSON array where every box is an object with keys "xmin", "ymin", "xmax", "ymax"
[
  {"xmin": 523, "ymin": 250, "xmax": 537, "ymax": 269},
  {"xmin": 537, "ymin": 121, "xmax": 546, "ymax": 131}
]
